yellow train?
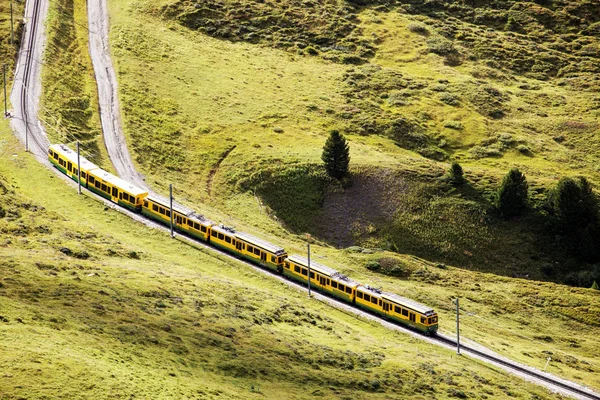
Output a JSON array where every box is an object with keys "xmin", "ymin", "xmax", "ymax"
[{"xmin": 48, "ymin": 144, "xmax": 438, "ymax": 334}]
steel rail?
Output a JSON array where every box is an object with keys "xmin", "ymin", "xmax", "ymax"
[{"xmin": 20, "ymin": 0, "xmax": 45, "ymax": 154}]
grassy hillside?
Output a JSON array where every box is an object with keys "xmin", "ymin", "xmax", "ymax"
[
  {"xmin": 0, "ymin": 0, "xmax": 24, "ymax": 113},
  {"xmin": 40, "ymin": 0, "xmax": 108, "ymax": 166},
  {"xmin": 0, "ymin": 124, "xmax": 579, "ymax": 399},
  {"xmin": 96, "ymin": 0, "xmax": 600, "ymax": 283}
]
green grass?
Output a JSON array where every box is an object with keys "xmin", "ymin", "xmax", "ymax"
[
  {"xmin": 0, "ymin": 0, "xmax": 24, "ymax": 113},
  {"xmin": 40, "ymin": 0, "xmax": 108, "ymax": 167},
  {"xmin": 0, "ymin": 124, "xmax": 572, "ymax": 399}
]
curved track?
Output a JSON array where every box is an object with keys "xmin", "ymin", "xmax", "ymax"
[
  {"xmin": 10, "ymin": 0, "xmax": 50, "ymax": 161},
  {"xmin": 8, "ymin": 0, "xmax": 600, "ymax": 398}
]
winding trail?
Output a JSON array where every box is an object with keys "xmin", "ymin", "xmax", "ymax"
[{"xmin": 86, "ymin": 0, "xmax": 148, "ymax": 190}]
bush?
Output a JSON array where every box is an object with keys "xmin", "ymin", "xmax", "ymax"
[
  {"xmin": 426, "ymin": 36, "xmax": 456, "ymax": 56},
  {"xmin": 444, "ymin": 121, "xmax": 463, "ymax": 130},
  {"xmin": 439, "ymin": 92, "xmax": 460, "ymax": 106},
  {"xmin": 496, "ymin": 168, "xmax": 528, "ymax": 218},
  {"xmin": 407, "ymin": 22, "xmax": 429, "ymax": 36}
]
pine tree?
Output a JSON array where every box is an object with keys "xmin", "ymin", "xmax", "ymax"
[
  {"xmin": 496, "ymin": 168, "xmax": 528, "ymax": 217},
  {"xmin": 322, "ymin": 130, "xmax": 350, "ymax": 180},
  {"xmin": 448, "ymin": 161, "xmax": 465, "ymax": 185},
  {"xmin": 592, "ymin": 281, "xmax": 599, "ymax": 290}
]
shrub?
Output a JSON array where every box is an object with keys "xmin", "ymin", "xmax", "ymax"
[
  {"xmin": 444, "ymin": 121, "xmax": 463, "ymax": 130},
  {"xmin": 496, "ymin": 168, "xmax": 528, "ymax": 218},
  {"xmin": 439, "ymin": 92, "xmax": 459, "ymax": 106},
  {"xmin": 552, "ymin": 177, "xmax": 599, "ymax": 233},
  {"xmin": 592, "ymin": 281, "xmax": 599, "ymax": 291},
  {"xmin": 426, "ymin": 36, "xmax": 456, "ymax": 56},
  {"xmin": 407, "ymin": 22, "xmax": 429, "ymax": 36}
]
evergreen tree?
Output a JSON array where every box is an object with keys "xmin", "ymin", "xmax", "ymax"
[
  {"xmin": 448, "ymin": 161, "xmax": 465, "ymax": 185},
  {"xmin": 592, "ymin": 281, "xmax": 599, "ymax": 291},
  {"xmin": 552, "ymin": 177, "xmax": 599, "ymax": 232},
  {"xmin": 496, "ymin": 168, "xmax": 528, "ymax": 217},
  {"xmin": 322, "ymin": 130, "xmax": 350, "ymax": 180}
]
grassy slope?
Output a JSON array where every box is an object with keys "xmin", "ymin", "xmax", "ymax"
[
  {"xmin": 101, "ymin": 0, "xmax": 600, "ymax": 282},
  {"xmin": 97, "ymin": 0, "xmax": 600, "ymax": 389},
  {"xmin": 40, "ymin": 0, "xmax": 109, "ymax": 167},
  {"xmin": 0, "ymin": 0, "xmax": 24, "ymax": 112},
  {"xmin": 0, "ymin": 126, "xmax": 569, "ymax": 399}
]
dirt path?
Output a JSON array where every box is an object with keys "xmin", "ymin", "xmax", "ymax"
[
  {"xmin": 86, "ymin": 0, "xmax": 148, "ymax": 190},
  {"xmin": 9, "ymin": 0, "xmax": 50, "ymax": 163},
  {"xmin": 206, "ymin": 145, "xmax": 236, "ymax": 197}
]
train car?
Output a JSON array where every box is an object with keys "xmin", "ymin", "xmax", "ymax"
[
  {"xmin": 356, "ymin": 285, "xmax": 438, "ymax": 334},
  {"xmin": 209, "ymin": 225, "xmax": 287, "ymax": 272},
  {"xmin": 85, "ymin": 168, "xmax": 147, "ymax": 212},
  {"xmin": 142, "ymin": 196, "xmax": 213, "ymax": 241},
  {"xmin": 284, "ymin": 255, "xmax": 360, "ymax": 302},
  {"xmin": 48, "ymin": 144, "xmax": 99, "ymax": 186},
  {"xmin": 49, "ymin": 144, "xmax": 147, "ymax": 211}
]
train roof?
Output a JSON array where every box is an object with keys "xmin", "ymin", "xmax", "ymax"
[
  {"xmin": 146, "ymin": 196, "xmax": 214, "ymax": 225},
  {"xmin": 358, "ymin": 285, "xmax": 434, "ymax": 314},
  {"xmin": 90, "ymin": 169, "xmax": 148, "ymax": 197},
  {"xmin": 211, "ymin": 225, "xmax": 286, "ymax": 255},
  {"xmin": 50, "ymin": 144, "xmax": 99, "ymax": 172},
  {"xmin": 287, "ymin": 255, "xmax": 360, "ymax": 287}
]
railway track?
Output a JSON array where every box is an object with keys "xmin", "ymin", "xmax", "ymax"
[{"xmin": 9, "ymin": 0, "xmax": 600, "ymax": 398}]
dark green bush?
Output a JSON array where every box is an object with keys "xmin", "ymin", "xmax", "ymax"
[{"xmin": 496, "ymin": 168, "xmax": 528, "ymax": 218}]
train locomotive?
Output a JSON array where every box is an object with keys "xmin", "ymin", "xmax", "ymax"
[{"xmin": 48, "ymin": 144, "xmax": 439, "ymax": 335}]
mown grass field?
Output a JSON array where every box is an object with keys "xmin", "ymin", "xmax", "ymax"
[{"xmin": 0, "ymin": 125, "xmax": 578, "ymax": 399}]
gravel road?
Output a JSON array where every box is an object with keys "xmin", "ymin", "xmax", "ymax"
[{"xmin": 87, "ymin": 0, "xmax": 149, "ymax": 190}]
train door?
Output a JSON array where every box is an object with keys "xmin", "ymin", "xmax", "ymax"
[
  {"xmin": 383, "ymin": 301, "xmax": 390, "ymax": 315},
  {"xmin": 236, "ymin": 240, "xmax": 243, "ymax": 252},
  {"xmin": 409, "ymin": 312, "xmax": 416, "ymax": 324},
  {"xmin": 261, "ymin": 251, "xmax": 267, "ymax": 263},
  {"xmin": 319, "ymin": 276, "xmax": 326, "ymax": 287}
]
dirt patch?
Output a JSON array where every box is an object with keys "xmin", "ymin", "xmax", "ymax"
[{"xmin": 315, "ymin": 168, "xmax": 407, "ymax": 247}]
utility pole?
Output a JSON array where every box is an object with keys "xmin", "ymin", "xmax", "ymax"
[
  {"xmin": 10, "ymin": 1, "xmax": 14, "ymax": 46},
  {"xmin": 307, "ymin": 244, "xmax": 311, "ymax": 297},
  {"xmin": 24, "ymin": 107, "xmax": 28, "ymax": 152},
  {"xmin": 455, "ymin": 298, "xmax": 461, "ymax": 355},
  {"xmin": 169, "ymin": 184, "xmax": 174, "ymax": 238},
  {"xmin": 77, "ymin": 141, "xmax": 81, "ymax": 195},
  {"xmin": 3, "ymin": 64, "xmax": 7, "ymax": 117}
]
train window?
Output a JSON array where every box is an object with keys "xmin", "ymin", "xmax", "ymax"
[
  {"xmin": 331, "ymin": 281, "xmax": 338, "ymax": 289},
  {"xmin": 101, "ymin": 184, "xmax": 107, "ymax": 192},
  {"xmin": 395, "ymin": 306, "xmax": 401, "ymax": 314},
  {"xmin": 201, "ymin": 226, "xmax": 207, "ymax": 233},
  {"xmin": 143, "ymin": 200, "xmax": 148, "ymax": 207},
  {"xmin": 301, "ymin": 268, "xmax": 307, "ymax": 276},
  {"xmin": 271, "ymin": 255, "xmax": 276, "ymax": 263},
  {"xmin": 112, "ymin": 187, "xmax": 118, "ymax": 197},
  {"xmin": 254, "ymin": 248, "xmax": 260, "ymax": 255},
  {"xmin": 338, "ymin": 284, "xmax": 345, "ymax": 292},
  {"xmin": 159, "ymin": 207, "xmax": 165, "ymax": 215},
  {"xmin": 53, "ymin": 153, "xmax": 59, "ymax": 160},
  {"xmin": 81, "ymin": 172, "xmax": 86, "ymax": 179},
  {"xmin": 89, "ymin": 176, "xmax": 95, "ymax": 184},
  {"xmin": 421, "ymin": 317, "xmax": 426, "ymax": 324},
  {"xmin": 294, "ymin": 265, "xmax": 300, "ymax": 273},
  {"xmin": 309, "ymin": 272, "xmax": 315, "ymax": 279},
  {"xmin": 247, "ymin": 245, "xmax": 254, "ymax": 253},
  {"xmin": 225, "ymin": 236, "xmax": 231, "ymax": 243},
  {"xmin": 187, "ymin": 220, "xmax": 193, "ymax": 227},
  {"xmin": 218, "ymin": 233, "xmax": 224, "ymax": 240},
  {"xmin": 152, "ymin": 204, "xmax": 158, "ymax": 211},
  {"xmin": 371, "ymin": 297, "xmax": 377, "ymax": 304},
  {"xmin": 402, "ymin": 309, "xmax": 408, "ymax": 317},
  {"xmin": 327, "ymin": 279, "xmax": 330, "ymax": 285},
  {"xmin": 378, "ymin": 299, "xmax": 382, "ymax": 306},
  {"xmin": 95, "ymin": 181, "xmax": 101, "ymax": 188},
  {"xmin": 166, "ymin": 211, "xmax": 171, "ymax": 217},
  {"xmin": 285, "ymin": 262, "xmax": 290, "ymax": 269},
  {"xmin": 277, "ymin": 257, "xmax": 283, "ymax": 263},
  {"xmin": 211, "ymin": 230, "xmax": 217, "ymax": 237},
  {"xmin": 232, "ymin": 239, "xmax": 236, "ymax": 246},
  {"xmin": 364, "ymin": 294, "xmax": 370, "ymax": 302},
  {"xmin": 357, "ymin": 291, "xmax": 363, "ymax": 299},
  {"xmin": 74, "ymin": 168, "xmax": 78, "ymax": 176},
  {"xmin": 433, "ymin": 316, "xmax": 438, "ymax": 323},
  {"xmin": 346, "ymin": 286, "xmax": 352, "ymax": 294}
]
